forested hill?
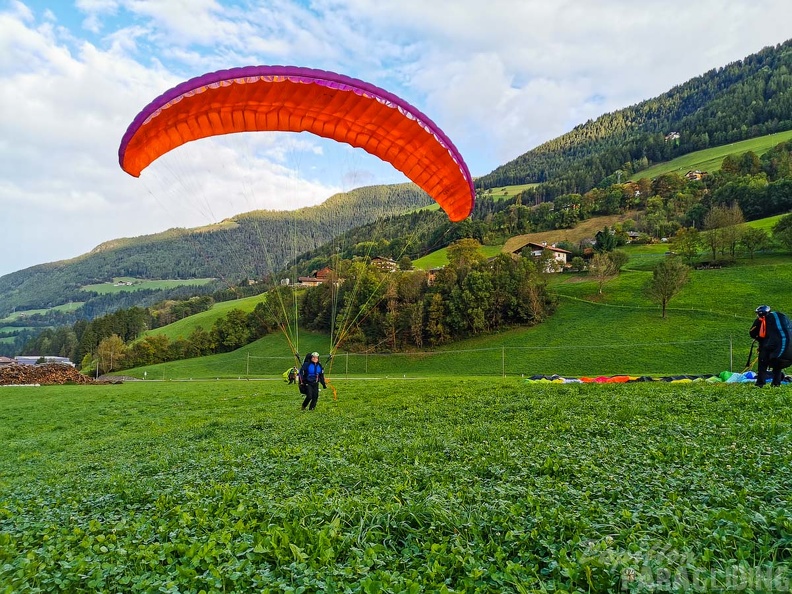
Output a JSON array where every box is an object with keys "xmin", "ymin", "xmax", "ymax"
[
  {"xmin": 0, "ymin": 184, "xmax": 430, "ymax": 315},
  {"xmin": 477, "ymin": 39, "xmax": 792, "ymax": 197}
]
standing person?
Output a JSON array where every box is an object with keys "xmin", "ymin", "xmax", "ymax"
[
  {"xmin": 749, "ymin": 305, "xmax": 792, "ymax": 387},
  {"xmin": 300, "ymin": 351, "xmax": 327, "ymax": 411}
]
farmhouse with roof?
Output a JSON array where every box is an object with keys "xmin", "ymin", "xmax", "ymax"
[
  {"xmin": 685, "ymin": 170, "xmax": 707, "ymax": 181},
  {"xmin": 298, "ymin": 266, "xmax": 334, "ymax": 287},
  {"xmin": 371, "ymin": 256, "xmax": 399, "ymax": 272},
  {"xmin": 506, "ymin": 240, "xmax": 572, "ymax": 272}
]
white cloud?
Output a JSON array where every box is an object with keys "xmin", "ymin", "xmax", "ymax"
[
  {"xmin": 76, "ymin": 0, "xmax": 118, "ymax": 32},
  {"xmin": 0, "ymin": 3, "xmax": 345, "ymax": 276},
  {"xmin": 325, "ymin": 0, "xmax": 792, "ymax": 164},
  {"xmin": 120, "ymin": 0, "xmax": 241, "ymax": 47}
]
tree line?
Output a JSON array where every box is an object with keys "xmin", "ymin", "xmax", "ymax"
[
  {"xmin": 300, "ymin": 239, "xmax": 555, "ymax": 351},
  {"xmin": 20, "ymin": 241, "xmax": 556, "ymax": 372}
]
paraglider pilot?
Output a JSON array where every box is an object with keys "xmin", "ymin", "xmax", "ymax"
[
  {"xmin": 300, "ymin": 352, "xmax": 327, "ymax": 411},
  {"xmin": 749, "ymin": 305, "xmax": 792, "ymax": 387},
  {"xmin": 283, "ymin": 366, "xmax": 298, "ymax": 384}
]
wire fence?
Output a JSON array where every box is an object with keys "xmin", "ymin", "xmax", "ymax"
[{"xmin": 141, "ymin": 338, "xmax": 745, "ymax": 380}]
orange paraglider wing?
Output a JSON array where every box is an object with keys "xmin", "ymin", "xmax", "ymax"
[{"xmin": 119, "ymin": 66, "xmax": 475, "ymax": 221}]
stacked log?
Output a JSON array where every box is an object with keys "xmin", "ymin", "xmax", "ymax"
[{"xmin": 0, "ymin": 364, "xmax": 95, "ymax": 385}]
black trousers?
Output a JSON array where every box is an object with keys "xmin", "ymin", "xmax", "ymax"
[
  {"xmin": 757, "ymin": 353, "xmax": 790, "ymax": 386},
  {"xmin": 301, "ymin": 382, "xmax": 319, "ymax": 410}
]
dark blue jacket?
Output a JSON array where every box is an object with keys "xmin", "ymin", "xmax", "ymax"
[
  {"xmin": 300, "ymin": 360, "xmax": 326, "ymax": 386},
  {"xmin": 750, "ymin": 311, "xmax": 792, "ymax": 362}
]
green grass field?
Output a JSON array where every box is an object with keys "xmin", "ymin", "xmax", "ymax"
[
  {"xmin": 125, "ymin": 227, "xmax": 792, "ymax": 381},
  {"xmin": 0, "ymin": 326, "xmax": 35, "ymax": 334},
  {"xmin": 145, "ymin": 292, "xmax": 278, "ymax": 341},
  {"xmin": 1, "ymin": 380, "xmax": 790, "ymax": 591},
  {"xmin": 413, "ymin": 245, "xmax": 503, "ymax": 270},
  {"xmin": 746, "ymin": 213, "xmax": 784, "ymax": 233},
  {"xmin": 628, "ymin": 130, "xmax": 792, "ymax": 181},
  {"xmin": 481, "ymin": 183, "xmax": 540, "ymax": 200},
  {"xmin": 405, "ymin": 182, "xmax": 537, "ymax": 217},
  {"xmin": 0, "ymin": 302, "xmax": 84, "ymax": 324},
  {"xmin": 82, "ymin": 277, "xmax": 215, "ymax": 295}
]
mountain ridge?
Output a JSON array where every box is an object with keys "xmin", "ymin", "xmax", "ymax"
[
  {"xmin": 0, "ymin": 183, "xmax": 431, "ymax": 316},
  {"xmin": 477, "ymin": 40, "xmax": 792, "ymax": 196}
]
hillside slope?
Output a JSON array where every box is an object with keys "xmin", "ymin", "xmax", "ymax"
[
  {"xmin": 118, "ymin": 232, "xmax": 789, "ymax": 379},
  {"xmin": 0, "ymin": 184, "xmax": 430, "ymax": 316},
  {"xmin": 627, "ymin": 129, "xmax": 792, "ymax": 180},
  {"xmin": 501, "ymin": 212, "xmax": 638, "ymax": 253},
  {"xmin": 478, "ymin": 40, "xmax": 792, "ymax": 196}
]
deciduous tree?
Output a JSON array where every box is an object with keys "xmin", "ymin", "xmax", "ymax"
[
  {"xmin": 739, "ymin": 227, "xmax": 770, "ymax": 259},
  {"xmin": 673, "ymin": 227, "xmax": 701, "ymax": 264},
  {"xmin": 773, "ymin": 213, "xmax": 792, "ymax": 251},
  {"xmin": 588, "ymin": 252, "xmax": 616, "ymax": 295},
  {"xmin": 646, "ymin": 258, "xmax": 689, "ymax": 318},
  {"xmin": 97, "ymin": 334, "xmax": 126, "ymax": 373}
]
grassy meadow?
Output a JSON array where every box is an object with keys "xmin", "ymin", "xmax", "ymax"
[
  {"xmin": 501, "ymin": 212, "xmax": 640, "ymax": 254},
  {"xmin": 82, "ymin": 277, "xmax": 216, "ymax": 295},
  {"xmin": 3, "ymin": 226, "xmax": 792, "ymax": 592},
  {"xmin": 480, "ymin": 184, "xmax": 540, "ymax": 200},
  {"xmin": 124, "ymin": 235, "xmax": 792, "ymax": 381},
  {"xmin": 1, "ymin": 379, "xmax": 790, "ymax": 592},
  {"xmin": 413, "ymin": 245, "xmax": 504, "ymax": 271},
  {"xmin": 145, "ymin": 292, "xmax": 276, "ymax": 341},
  {"xmin": 0, "ymin": 302, "xmax": 84, "ymax": 324},
  {"xmin": 628, "ymin": 129, "xmax": 792, "ymax": 181}
]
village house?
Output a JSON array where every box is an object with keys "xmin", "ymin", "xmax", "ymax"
[
  {"xmin": 626, "ymin": 231, "xmax": 641, "ymax": 242},
  {"xmin": 297, "ymin": 266, "xmax": 334, "ymax": 287},
  {"xmin": 526, "ymin": 242, "xmax": 572, "ymax": 270},
  {"xmin": 371, "ymin": 256, "xmax": 399, "ymax": 272},
  {"xmin": 685, "ymin": 170, "xmax": 707, "ymax": 181},
  {"xmin": 507, "ymin": 240, "xmax": 572, "ymax": 272}
]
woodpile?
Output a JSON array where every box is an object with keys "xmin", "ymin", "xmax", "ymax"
[{"xmin": 0, "ymin": 364, "xmax": 95, "ymax": 385}]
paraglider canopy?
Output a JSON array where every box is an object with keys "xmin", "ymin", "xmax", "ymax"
[{"xmin": 119, "ymin": 65, "xmax": 475, "ymax": 222}]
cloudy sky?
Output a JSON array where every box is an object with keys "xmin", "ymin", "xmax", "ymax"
[{"xmin": 1, "ymin": 0, "xmax": 791, "ymax": 277}]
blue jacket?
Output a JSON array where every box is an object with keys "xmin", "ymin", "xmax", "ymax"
[
  {"xmin": 750, "ymin": 311, "xmax": 792, "ymax": 362},
  {"xmin": 300, "ymin": 360, "xmax": 326, "ymax": 386}
]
